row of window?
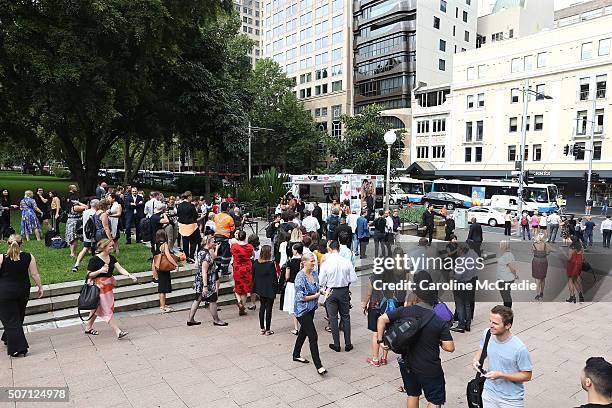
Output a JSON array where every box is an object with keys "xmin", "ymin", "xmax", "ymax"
[
  {"xmin": 510, "ymin": 52, "xmax": 547, "ymax": 73},
  {"xmin": 576, "ymin": 109, "xmax": 605, "ymax": 135},
  {"xmin": 466, "ymin": 93, "xmax": 484, "ymax": 109},
  {"xmin": 465, "ymin": 121, "xmax": 483, "ymax": 142},
  {"xmin": 416, "ymin": 119, "xmax": 446, "ymax": 134},
  {"xmin": 355, "ymin": 53, "xmax": 415, "ymax": 77},
  {"xmin": 355, "ymin": 32, "xmax": 415, "ymax": 58},
  {"xmin": 299, "ymin": 65, "xmax": 342, "ymax": 84},
  {"xmin": 416, "ymin": 145, "xmax": 446, "ymax": 159},
  {"xmin": 313, "ymin": 104, "xmax": 342, "ymax": 119},
  {"xmin": 506, "ymin": 143, "xmax": 603, "ymax": 162},
  {"xmin": 266, "ymin": 14, "xmax": 344, "ymax": 42},
  {"xmin": 579, "ymin": 74, "xmax": 608, "ymax": 100},
  {"xmin": 298, "ymin": 80, "xmax": 343, "ymax": 98},
  {"xmin": 508, "ymin": 115, "xmax": 544, "ymax": 132},
  {"xmin": 580, "ymin": 38, "xmax": 610, "ymax": 60},
  {"xmin": 439, "ymin": 0, "xmax": 470, "ymax": 22},
  {"xmin": 434, "ymin": 16, "xmax": 470, "ymax": 42}
]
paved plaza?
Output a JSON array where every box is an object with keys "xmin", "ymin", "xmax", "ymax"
[{"xmin": 1, "ymin": 286, "xmax": 611, "ymax": 407}]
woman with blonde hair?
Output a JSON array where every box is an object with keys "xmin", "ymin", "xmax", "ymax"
[
  {"xmin": 19, "ymin": 190, "xmax": 42, "ymax": 241},
  {"xmin": 531, "ymin": 233, "xmax": 552, "ymax": 301},
  {"xmin": 0, "ymin": 235, "xmax": 43, "ymax": 356},
  {"xmin": 497, "ymin": 240, "xmax": 518, "ymax": 308},
  {"xmin": 65, "ymin": 187, "xmax": 88, "ymax": 257},
  {"xmin": 84, "ymin": 239, "xmax": 137, "ymax": 339}
]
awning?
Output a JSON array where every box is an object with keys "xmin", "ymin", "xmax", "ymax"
[{"xmin": 404, "ymin": 161, "xmax": 437, "ymax": 177}]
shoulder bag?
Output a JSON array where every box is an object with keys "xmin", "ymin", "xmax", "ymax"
[
  {"xmin": 154, "ymin": 244, "xmax": 179, "ymax": 273},
  {"xmin": 77, "ymin": 273, "xmax": 100, "ymax": 322},
  {"xmin": 466, "ymin": 329, "xmax": 492, "ymax": 408}
]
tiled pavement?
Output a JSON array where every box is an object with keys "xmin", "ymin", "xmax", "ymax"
[{"xmin": 1, "ymin": 290, "xmax": 611, "ymax": 408}]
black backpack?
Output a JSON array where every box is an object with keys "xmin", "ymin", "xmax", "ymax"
[
  {"xmin": 84, "ymin": 215, "xmax": 96, "ymax": 240},
  {"xmin": 44, "ymin": 229, "xmax": 59, "ymax": 247},
  {"xmin": 265, "ymin": 223, "xmax": 276, "ymax": 239},
  {"xmin": 383, "ymin": 307, "xmax": 436, "ymax": 354},
  {"xmin": 139, "ymin": 217, "xmax": 152, "ymax": 242}
]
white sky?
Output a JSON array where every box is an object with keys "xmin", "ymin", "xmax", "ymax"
[{"xmin": 478, "ymin": 0, "xmax": 590, "ymax": 16}]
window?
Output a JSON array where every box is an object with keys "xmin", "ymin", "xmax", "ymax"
[
  {"xmin": 332, "ymin": 48, "xmax": 342, "ymax": 60},
  {"xmin": 574, "ymin": 142, "xmax": 585, "ymax": 160},
  {"xmin": 467, "ymin": 67, "xmax": 475, "ymax": 80},
  {"xmin": 464, "ymin": 30, "xmax": 470, "ymax": 42},
  {"xmin": 331, "ymin": 64, "xmax": 342, "ymax": 76},
  {"xmin": 597, "ymin": 74, "xmax": 607, "ymax": 98},
  {"xmin": 300, "ymin": 27, "xmax": 312, "ymax": 40},
  {"xmin": 593, "ymin": 142, "xmax": 602, "ymax": 160},
  {"xmin": 533, "ymin": 144, "xmax": 542, "ymax": 161},
  {"xmin": 315, "ymin": 4, "xmax": 328, "ymax": 19},
  {"xmin": 536, "ymin": 84, "xmax": 545, "ymax": 100},
  {"xmin": 537, "ymin": 52, "xmax": 547, "ymax": 68},
  {"xmin": 477, "ymin": 93, "xmax": 484, "ymax": 108},
  {"xmin": 580, "ymin": 77, "xmax": 590, "ymax": 100},
  {"xmin": 314, "ymin": 85, "xmax": 321, "ymax": 95},
  {"xmin": 332, "ymin": 120, "xmax": 341, "ymax": 137},
  {"xmin": 453, "ymin": 25, "xmax": 456, "ymax": 36},
  {"xmin": 331, "ymin": 80, "xmax": 342, "ymax": 91},
  {"xmin": 300, "ymin": 42, "xmax": 312, "ymax": 54},
  {"xmin": 465, "ymin": 147, "xmax": 472, "ymax": 162},
  {"xmin": 476, "ymin": 121, "xmax": 483, "ymax": 141},
  {"xmin": 314, "ymin": 20, "xmax": 329, "ymax": 34},
  {"xmin": 455, "ymin": 7, "xmax": 458, "ymax": 18},
  {"xmin": 438, "ymin": 59, "xmax": 446, "ymax": 71},
  {"xmin": 466, "ymin": 0, "xmax": 471, "ymax": 5},
  {"xmin": 475, "ymin": 146, "xmax": 482, "ymax": 162},
  {"xmin": 511, "ymin": 88, "xmax": 520, "ymax": 103},
  {"xmin": 599, "ymin": 38, "xmax": 611, "ymax": 56},
  {"xmin": 477, "ymin": 64, "xmax": 486, "ymax": 78},
  {"xmin": 286, "ymin": 18, "xmax": 297, "ymax": 31},
  {"xmin": 524, "ymin": 55, "xmax": 534, "ymax": 71},
  {"xmin": 440, "ymin": 0, "xmax": 447, "ymax": 12},
  {"xmin": 332, "ymin": 14, "xmax": 343, "ymax": 28},
  {"xmin": 433, "ymin": 16, "xmax": 440, "ymax": 29},
  {"xmin": 439, "ymin": 39, "xmax": 446, "ymax": 52},
  {"xmin": 417, "ymin": 146, "xmax": 429, "ymax": 159},
  {"xmin": 534, "ymin": 115, "xmax": 543, "ymax": 131},
  {"xmin": 320, "ymin": 107, "xmax": 328, "ymax": 116},
  {"xmin": 523, "ymin": 146, "xmax": 529, "ymax": 161},
  {"xmin": 581, "ymin": 42, "xmax": 593, "ymax": 60},
  {"xmin": 286, "ymin": 62, "xmax": 297, "ymax": 74},
  {"xmin": 508, "ymin": 146, "xmax": 516, "ymax": 161},
  {"xmin": 465, "ymin": 121, "xmax": 473, "ymax": 141},
  {"xmin": 511, "ymin": 57, "xmax": 522, "ymax": 73},
  {"xmin": 299, "ymin": 57, "xmax": 312, "ymax": 69},
  {"xmin": 432, "ymin": 119, "xmax": 446, "ymax": 132},
  {"xmin": 509, "ymin": 29, "xmax": 514, "ymax": 38},
  {"xmin": 332, "ymin": 31, "xmax": 342, "ymax": 45},
  {"xmin": 417, "ymin": 121, "xmax": 430, "ymax": 134},
  {"xmin": 315, "ymin": 52, "xmax": 328, "ymax": 65},
  {"xmin": 467, "ymin": 95, "xmax": 474, "ymax": 109},
  {"xmin": 432, "ymin": 145, "xmax": 446, "ymax": 159},
  {"xmin": 595, "ymin": 109, "xmax": 604, "ymax": 133},
  {"xmin": 332, "ymin": 105, "xmax": 342, "ymax": 119},
  {"xmin": 577, "ymin": 110, "xmax": 588, "ymax": 135},
  {"xmin": 314, "ymin": 36, "xmax": 327, "ymax": 50},
  {"xmin": 300, "ymin": 12, "xmax": 311, "ymax": 26},
  {"xmin": 509, "ymin": 117, "xmax": 518, "ymax": 132},
  {"xmin": 463, "ymin": 10, "xmax": 468, "ymax": 22}
]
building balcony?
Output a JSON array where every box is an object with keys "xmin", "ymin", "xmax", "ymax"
[
  {"xmin": 354, "ymin": 85, "xmax": 410, "ymax": 104},
  {"xmin": 354, "ymin": 0, "xmax": 417, "ymax": 27},
  {"xmin": 354, "ymin": 21, "xmax": 416, "ymax": 47}
]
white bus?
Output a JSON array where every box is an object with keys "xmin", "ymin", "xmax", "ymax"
[
  {"xmin": 431, "ymin": 179, "xmax": 559, "ymax": 213},
  {"xmin": 391, "ymin": 177, "xmax": 433, "ymax": 203}
]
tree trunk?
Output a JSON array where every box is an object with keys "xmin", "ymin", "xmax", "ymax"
[{"xmin": 123, "ymin": 135, "xmax": 132, "ymax": 185}]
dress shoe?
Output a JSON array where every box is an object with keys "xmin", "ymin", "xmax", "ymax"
[
  {"xmin": 450, "ymin": 325, "xmax": 465, "ymax": 333},
  {"xmin": 329, "ymin": 344, "xmax": 341, "ymax": 352},
  {"xmin": 186, "ymin": 321, "xmax": 201, "ymax": 326},
  {"xmin": 213, "ymin": 321, "xmax": 228, "ymax": 326},
  {"xmin": 345, "ymin": 344, "xmax": 354, "ymax": 352}
]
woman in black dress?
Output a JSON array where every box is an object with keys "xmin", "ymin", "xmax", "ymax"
[
  {"xmin": 152, "ymin": 229, "xmax": 177, "ymax": 313},
  {"xmin": 0, "ymin": 234, "xmax": 44, "ymax": 356},
  {"xmin": 253, "ymin": 245, "xmax": 278, "ymax": 335},
  {"xmin": 1, "ymin": 189, "xmax": 17, "ymax": 240},
  {"xmin": 34, "ymin": 187, "xmax": 50, "ymax": 232}
]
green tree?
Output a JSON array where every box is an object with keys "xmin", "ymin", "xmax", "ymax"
[
  {"xmin": 324, "ymin": 104, "xmax": 403, "ymax": 175},
  {"xmin": 247, "ymin": 59, "xmax": 324, "ymax": 174}
]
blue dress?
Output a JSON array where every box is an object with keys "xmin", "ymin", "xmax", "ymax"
[{"xmin": 20, "ymin": 197, "xmax": 41, "ymax": 235}]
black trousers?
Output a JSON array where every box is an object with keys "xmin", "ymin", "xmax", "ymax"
[
  {"xmin": 499, "ymin": 281, "xmax": 514, "ymax": 308},
  {"xmin": 125, "ymin": 213, "xmax": 142, "ymax": 243},
  {"xmin": 293, "ymin": 309, "xmax": 322, "ymax": 369},
  {"xmin": 426, "ymin": 225, "xmax": 434, "ymax": 243},
  {"xmin": 504, "ymin": 221, "xmax": 512, "ymax": 236},
  {"xmin": 182, "ymin": 229, "xmax": 200, "ymax": 260},
  {"xmin": 603, "ymin": 230, "xmax": 612, "ymax": 248},
  {"xmin": 259, "ymin": 297, "xmax": 274, "ymax": 331},
  {"xmin": 0, "ymin": 216, "xmax": 10, "ymax": 240},
  {"xmin": 0, "ymin": 293, "xmax": 29, "ymax": 355},
  {"xmin": 374, "ymin": 232, "xmax": 388, "ymax": 257},
  {"xmin": 326, "ymin": 287, "xmax": 351, "ymax": 348}
]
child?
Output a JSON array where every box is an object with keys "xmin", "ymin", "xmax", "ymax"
[{"xmin": 152, "ymin": 229, "xmax": 178, "ymax": 313}]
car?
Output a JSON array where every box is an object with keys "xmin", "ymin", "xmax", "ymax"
[
  {"xmin": 389, "ymin": 187, "xmax": 410, "ymax": 205},
  {"xmin": 420, "ymin": 192, "xmax": 471, "ymax": 210},
  {"xmin": 467, "ymin": 206, "xmax": 507, "ymax": 227}
]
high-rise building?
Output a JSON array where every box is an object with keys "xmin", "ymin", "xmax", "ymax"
[
  {"xmin": 262, "ymin": 0, "xmax": 353, "ymax": 138},
  {"xmin": 235, "ymin": 0, "xmax": 263, "ymax": 65}
]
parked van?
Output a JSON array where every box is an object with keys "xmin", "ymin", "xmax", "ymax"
[{"xmin": 489, "ymin": 195, "xmax": 539, "ymax": 214}]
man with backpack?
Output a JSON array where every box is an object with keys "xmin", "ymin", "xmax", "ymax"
[
  {"xmin": 71, "ymin": 199, "xmax": 99, "ymax": 273},
  {"xmin": 519, "ymin": 212, "xmax": 531, "ymax": 241},
  {"xmin": 326, "ymin": 208, "xmax": 340, "ymax": 241},
  {"xmin": 377, "ymin": 270, "xmax": 455, "ymax": 408}
]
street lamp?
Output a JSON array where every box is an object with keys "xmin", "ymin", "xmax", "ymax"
[
  {"xmin": 517, "ymin": 79, "xmax": 553, "ymax": 219},
  {"xmin": 384, "ymin": 130, "xmax": 397, "ymax": 211}
]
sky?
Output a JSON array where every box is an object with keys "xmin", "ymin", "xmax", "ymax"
[{"xmin": 477, "ymin": 0, "xmax": 590, "ymax": 16}]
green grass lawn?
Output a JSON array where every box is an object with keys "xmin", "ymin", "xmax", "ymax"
[{"xmin": 0, "ymin": 171, "xmax": 155, "ymax": 284}]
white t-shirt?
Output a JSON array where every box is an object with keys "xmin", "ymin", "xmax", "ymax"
[{"xmin": 496, "ymin": 251, "xmax": 516, "ymax": 282}]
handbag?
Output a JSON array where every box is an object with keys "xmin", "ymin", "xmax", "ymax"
[
  {"xmin": 466, "ymin": 329, "xmax": 492, "ymax": 408},
  {"xmin": 154, "ymin": 243, "xmax": 179, "ymax": 273},
  {"xmin": 77, "ymin": 274, "xmax": 100, "ymax": 322}
]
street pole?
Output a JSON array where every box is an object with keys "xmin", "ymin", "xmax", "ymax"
[
  {"xmin": 248, "ymin": 121, "xmax": 252, "ymax": 181},
  {"xmin": 385, "ymin": 144, "xmax": 391, "ymax": 211},
  {"xmin": 586, "ymin": 96, "xmax": 596, "ymax": 211},
  {"xmin": 517, "ymin": 78, "xmax": 529, "ymax": 220}
]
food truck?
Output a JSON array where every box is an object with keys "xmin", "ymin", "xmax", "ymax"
[{"xmin": 286, "ymin": 174, "xmax": 385, "ymax": 218}]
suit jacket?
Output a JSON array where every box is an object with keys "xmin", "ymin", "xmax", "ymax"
[
  {"xmin": 125, "ymin": 194, "xmax": 145, "ymax": 218},
  {"xmin": 467, "ymin": 223, "xmax": 483, "ymax": 243},
  {"xmin": 334, "ymin": 223, "xmax": 353, "ymax": 242}
]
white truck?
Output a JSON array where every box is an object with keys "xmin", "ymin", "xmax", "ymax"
[{"xmin": 489, "ymin": 195, "xmax": 540, "ymax": 214}]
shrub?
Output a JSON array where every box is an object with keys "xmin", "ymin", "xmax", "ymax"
[{"xmin": 399, "ymin": 207, "xmax": 426, "ymax": 224}]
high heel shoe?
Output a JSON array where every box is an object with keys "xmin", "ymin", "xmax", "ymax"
[
  {"xmin": 578, "ymin": 293, "xmax": 584, "ymax": 303},
  {"xmin": 10, "ymin": 350, "xmax": 27, "ymax": 357},
  {"xmin": 565, "ymin": 295, "xmax": 576, "ymax": 303}
]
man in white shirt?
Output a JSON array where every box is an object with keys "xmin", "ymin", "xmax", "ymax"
[
  {"xmin": 347, "ymin": 209, "xmax": 360, "ymax": 256},
  {"xmin": 601, "ymin": 215, "xmax": 612, "ymax": 249},
  {"xmin": 547, "ymin": 211, "xmax": 561, "ymax": 243},
  {"xmin": 385, "ymin": 209, "xmax": 395, "ymax": 247},
  {"xmin": 319, "ymin": 240, "xmax": 358, "ymax": 353},
  {"xmin": 301, "ymin": 210, "xmax": 320, "ymax": 234}
]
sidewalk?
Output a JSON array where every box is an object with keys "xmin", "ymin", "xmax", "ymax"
[{"xmin": 1, "ymin": 289, "xmax": 610, "ymax": 407}]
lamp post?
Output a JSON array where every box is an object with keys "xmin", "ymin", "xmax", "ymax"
[
  {"xmin": 384, "ymin": 130, "xmax": 397, "ymax": 211},
  {"xmin": 585, "ymin": 96, "xmax": 597, "ymax": 213}
]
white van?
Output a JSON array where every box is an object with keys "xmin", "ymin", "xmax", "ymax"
[{"xmin": 489, "ymin": 195, "xmax": 539, "ymax": 214}]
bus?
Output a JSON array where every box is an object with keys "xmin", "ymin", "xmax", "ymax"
[
  {"xmin": 430, "ymin": 179, "xmax": 559, "ymax": 213},
  {"xmin": 391, "ymin": 177, "xmax": 433, "ymax": 203}
]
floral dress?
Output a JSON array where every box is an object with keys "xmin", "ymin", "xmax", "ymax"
[
  {"xmin": 194, "ymin": 248, "xmax": 218, "ymax": 300},
  {"xmin": 20, "ymin": 197, "xmax": 41, "ymax": 235}
]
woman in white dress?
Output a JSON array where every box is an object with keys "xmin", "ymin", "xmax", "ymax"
[{"xmin": 108, "ymin": 193, "xmax": 122, "ymax": 254}]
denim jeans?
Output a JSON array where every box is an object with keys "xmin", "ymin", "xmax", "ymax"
[
  {"xmin": 548, "ymin": 225, "xmax": 559, "ymax": 242},
  {"xmin": 351, "ymin": 234, "xmax": 359, "ymax": 255},
  {"xmin": 521, "ymin": 224, "xmax": 531, "ymax": 240}
]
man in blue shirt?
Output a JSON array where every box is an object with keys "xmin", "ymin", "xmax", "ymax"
[
  {"xmin": 472, "ymin": 305, "xmax": 532, "ymax": 407},
  {"xmin": 356, "ymin": 209, "xmax": 370, "ymax": 259},
  {"xmin": 584, "ymin": 216, "xmax": 596, "ymax": 248}
]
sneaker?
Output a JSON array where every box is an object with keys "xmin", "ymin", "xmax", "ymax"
[
  {"xmin": 367, "ymin": 358, "xmax": 380, "ymax": 367},
  {"xmin": 71, "ymin": 265, "xmax": 79, "ymax": 273}
]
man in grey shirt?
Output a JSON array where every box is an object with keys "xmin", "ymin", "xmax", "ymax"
[{"xmin": 547, "ymin": 211, "xmax": 561, "ymax": 243}]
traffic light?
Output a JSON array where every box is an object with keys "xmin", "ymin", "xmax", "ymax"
[
  {"xmin": 573, "ymin": 144, "xmax": 584, "ymax": 157},
  {"xmin": 523, "ymin": 170, "xmax": 535, "ymax": 185},
  {"xmin": 563, "ymin": 144, "xmax": 570, "ymax": 155},
  {"xmin": 592, "ymin": 172, "xmax": 600, "ymax": 182}
]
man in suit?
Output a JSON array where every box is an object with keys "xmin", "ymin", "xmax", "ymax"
[
  {"xmin": 422, "ymin": 205, "xmax": 445, "ymax": 245},
  {"xmin": 124, "ymin": 186, "xmax": 144, "ymax": 244},
  {"xmin": 312, "ymin": 202, "xmax": 323, "ymax": 236},
  {"xmin": 467, "ymin": 217, "xmax": 483, "ymax": 256}
]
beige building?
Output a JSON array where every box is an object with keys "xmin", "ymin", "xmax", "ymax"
[
  {"xmin": 262, "ymin": 0, "xmax": 353, "ymax": 138},
  {"xmin": 235, "ymin": 0, "xmax": 264, "ymax": 65},
  {"xmin": 554, "ymin": 0, "xmax": 612, "ymax": 28},
  {"xmin": 440, "ymin": 14, "xmax": 612, "ymax": 202}
]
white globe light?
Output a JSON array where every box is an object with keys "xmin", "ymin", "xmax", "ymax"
[{"xmin": 384, "ymin": 130, "xmax": 397, "ymax": 145}]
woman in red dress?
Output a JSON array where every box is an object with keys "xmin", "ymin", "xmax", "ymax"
[
  {"xmin": 565, "ymin": 236, "xmax": 584, "ymax": 303},
  {"xmin": 231, "ymin": 230, "xmax": 254, "ymax": 315}
]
